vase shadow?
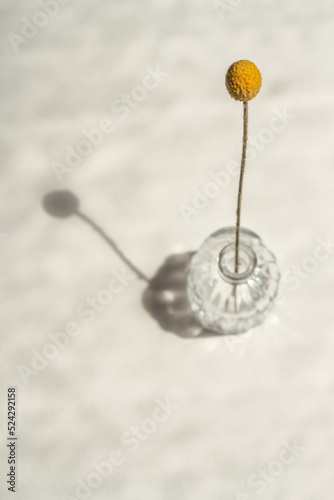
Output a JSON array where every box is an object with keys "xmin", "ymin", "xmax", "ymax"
[
  {"xmin": 42, "ymin": 190, "xmax": 220, "ymax": 339},
  {"xmin": 142, "ymin": 252, "xmax": 218, "ymax": 338}
]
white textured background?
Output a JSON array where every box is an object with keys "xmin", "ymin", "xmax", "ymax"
[{"xmin": 1, "ymin": 0, "xmax": 334, "ymax": 499}]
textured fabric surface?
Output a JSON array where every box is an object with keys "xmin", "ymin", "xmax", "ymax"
[{"xmin": 1, "ymin": 1, "xmax": 334, "ymax": 499}]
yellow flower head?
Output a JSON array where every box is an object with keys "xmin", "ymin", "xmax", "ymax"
[{"xmin": 225, "ymin": 60, "xmax": 262, "ymax": 102}]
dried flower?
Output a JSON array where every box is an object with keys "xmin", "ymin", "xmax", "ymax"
[{"xmin": 225, "ymin": 60, "xmax": 261, "ymax": 102}]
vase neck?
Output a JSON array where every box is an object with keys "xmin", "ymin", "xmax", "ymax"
[{"xmin": 218, "ymin": 242, "xmax": 257, "ymax": 284}]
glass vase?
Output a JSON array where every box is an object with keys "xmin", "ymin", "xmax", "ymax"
[{"xmin": 187, "ymin": 227, "xmax": 280, "ymax": 335}]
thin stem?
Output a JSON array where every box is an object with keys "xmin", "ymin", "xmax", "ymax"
[{"xmin": 235, "ymin": 101, "xmax": 249, "ymax": 273}]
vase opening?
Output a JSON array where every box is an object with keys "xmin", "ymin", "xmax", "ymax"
[{"xmin": 218, "ymin": 242, "xmax": 257, "ymax": 285}]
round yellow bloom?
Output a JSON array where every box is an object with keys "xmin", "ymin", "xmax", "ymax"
[{"xmin": 225, "ymin": 60, "xmax": 262, "ymax": 102}]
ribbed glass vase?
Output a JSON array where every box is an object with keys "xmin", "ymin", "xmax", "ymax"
[{"xmin": 187, "ymin": 227, "xmax": 280, "ymax": 334}]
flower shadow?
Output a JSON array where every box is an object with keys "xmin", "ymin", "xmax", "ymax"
[{"xmin": 42, "ymin": 190, "xmax": 218, "ymax": 339}]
